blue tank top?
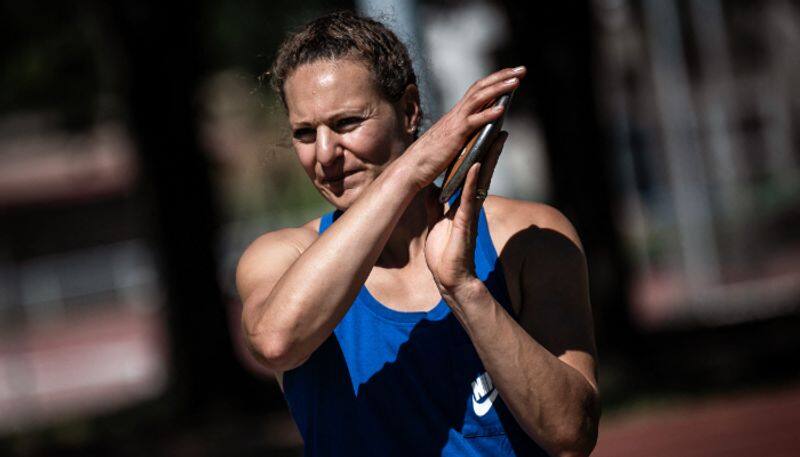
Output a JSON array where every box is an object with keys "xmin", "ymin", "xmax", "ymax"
[{"xmin": 283, "ymin": 207, "xmax": 547, "ymax": 456}]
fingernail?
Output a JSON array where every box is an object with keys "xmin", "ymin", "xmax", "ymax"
[
  {"xmin": 493, "ymin": 105, "xmax": 504, "ymax": 111},
  {"xmin": 505, "ymin": 77, "xmax": 518, "ymax": 85},
  {"xmin": 512, "ymin": 66, "xmax": 525, "ymax": 73}
]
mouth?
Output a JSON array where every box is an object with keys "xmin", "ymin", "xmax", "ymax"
[{"xmin": 321, "ymin": 169, "xmax": 361, "ymax": 184}]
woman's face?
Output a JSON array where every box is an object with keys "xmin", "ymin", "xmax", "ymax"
[{"xmin": 283, "ymin": 58, "xmax": 415, "ymax": 210}]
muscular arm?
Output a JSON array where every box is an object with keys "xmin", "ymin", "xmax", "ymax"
[
  {"xmin": 237, "ymin": 67, "xmax": 525, "ymax": 373},
  {"xmin": 237, "ymin": 161, "xmax": 420, "ymax": 372},
  {"xmin": 447, "ymin": 201, "xmax": 600, "ymax": 457}
]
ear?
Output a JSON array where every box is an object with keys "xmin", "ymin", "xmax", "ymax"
[{"xmin": 398, "ymin": 84, "xmax": 422, "ymax": 136}]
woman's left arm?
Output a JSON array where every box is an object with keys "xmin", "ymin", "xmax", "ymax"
[
  {"xmin": 450, "ymin": 209, "xmax": 599, "ymax": 457},
  {"xmin": 425, "ymin": 139, "xmax": 600, "ymax": 457}
]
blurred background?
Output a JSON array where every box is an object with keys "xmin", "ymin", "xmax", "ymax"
[{"xmin": 1, "ymin": 0, "xmax": 799, "ymax": 455}]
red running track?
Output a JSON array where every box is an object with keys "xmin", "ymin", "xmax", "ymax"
[{"xmin": 593, "ymin": 385, "xmax": 800, "ymax": 457}]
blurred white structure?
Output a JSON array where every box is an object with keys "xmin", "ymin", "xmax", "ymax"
[
  {"xmin": 0, "ymin": 118, "xmax": 167, "ymax": 434},
  {"xmin": 595, "ymin": 0, "xmax": 800, "ymax": 328},
  {"xmin": 359, "ymin": 0, "xmax": 551, "ymax": 201}
]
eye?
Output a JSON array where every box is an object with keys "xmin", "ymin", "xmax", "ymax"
[
  {"xmin": 334, "ymin": 117, "xmax": 363, "ymax": 132},
  {"xmin": 292, "ymin": 128, "xmax": 316, "ymax": 143}
]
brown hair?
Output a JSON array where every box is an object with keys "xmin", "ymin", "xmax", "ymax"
[{"xmin": 270, "ymin": 11, "xmax": 418, "ymax": 108}]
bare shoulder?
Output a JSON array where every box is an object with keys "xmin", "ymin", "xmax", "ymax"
[
  {"xmin": 482, "ymin": 195, "xmax": 583, "ymax": 255},
  {"xmin": 235, "ymin": 217, "xmax": 321, "ymax": 302},
  {"xmin": 483, "ymin": 199, "xmax": 596, "ymax": 388}
]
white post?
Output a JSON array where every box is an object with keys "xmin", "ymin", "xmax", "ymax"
[
  {"xmin": 642, "ymin": 0, "xmax": 721, "ymax": 290},
  {"xmin": 356, "ymin": 0, "xmax": 441, "ymax": 128}
]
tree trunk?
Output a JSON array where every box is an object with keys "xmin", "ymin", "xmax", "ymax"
[{"xmin": 109, "ymin": 0, "xmax": 266, "ymax": 420}]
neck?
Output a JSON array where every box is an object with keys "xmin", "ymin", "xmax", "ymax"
[{"xmin": 375, "ymin": 184, "xmax": 438, "ymax": 269}]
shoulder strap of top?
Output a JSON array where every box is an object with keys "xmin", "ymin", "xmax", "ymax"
[
  {"xmin": 448, "ymin": 189, "xmax": 497, "ymax": 270},
  {"xmin": 318, "ymin": 209, "xmax": 342, "ymax": 234},
  {"xmin": 445, "ymin": 189, "xmax": 500, "ymax": 269},
  {"xmin": 320, "ymin": 203, "xmax": 499, "ymax": 268},
  {"xmin": 475, "ymin": 206, "xmax": 517, "ymax": 318},
  {"xmin": 317, "ymin": 203, "xmax": 510, "ymax": 312},
  {"xmin": 476, "ymin": 207, "xmax": 499, "ymax": 267}
]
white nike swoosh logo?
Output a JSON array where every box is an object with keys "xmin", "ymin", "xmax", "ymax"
[{"xmin": 472, "ymin": 389, "xmax": 499, "ymax": 417}]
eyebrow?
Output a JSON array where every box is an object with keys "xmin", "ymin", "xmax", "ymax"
[{"xmin": 290, "ymin": 107, "xmax": 371, "ymax": 128}]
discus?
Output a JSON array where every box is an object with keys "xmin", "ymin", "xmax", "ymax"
[{"xmin": 439, "ymin": 91, "xmax": 514, "ymax": 203}]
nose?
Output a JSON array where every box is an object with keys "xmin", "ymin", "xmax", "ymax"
[{"xmin": 315, "ymin": 126, "xmax": 343, "ymax": 167}]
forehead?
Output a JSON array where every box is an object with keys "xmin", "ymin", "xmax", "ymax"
[{"xmin": 284, "ymin": 59, "xmax": 384, "ymax": 123}]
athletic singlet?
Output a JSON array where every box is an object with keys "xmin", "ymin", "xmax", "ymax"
[{"xmin": 283, "ymin": 206, "xmax": 547, "ymax": 456}]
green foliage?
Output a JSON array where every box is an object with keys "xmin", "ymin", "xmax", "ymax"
[
  {"xmin": 0, "ymin": 2, "xmax": 105, "ymax": 129},
  {"xmin": 0, "ymin": 0, "xmax": 354, "ymax": 127}
]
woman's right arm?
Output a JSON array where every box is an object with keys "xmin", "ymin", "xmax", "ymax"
[
  {"xmin": 237, "ymin": 162, "xmax": 422, "ymax": 373},
  {"xmin": 236, "ymin": 67, "xmax": 525, "ymax": 373}
]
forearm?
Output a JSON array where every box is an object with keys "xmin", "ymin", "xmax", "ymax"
[
  {"xmin": 244, "ymin": 157, "xmax": 421, "ymax": 370},
  {"xmin": 445, "ymin": 281, "xmax": 600, "ymax": 457}
]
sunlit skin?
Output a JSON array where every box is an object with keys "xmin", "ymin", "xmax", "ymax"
[
  {"xmin": 284, "ymin": 59, "xmax": 415, "ymax": 210},
  {"xmin": 238, "ymin": 60, "xmax": 600, "ymax": 456}
]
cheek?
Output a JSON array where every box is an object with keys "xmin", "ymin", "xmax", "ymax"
[
  {"xmin": 344, "ymin": 124, "xmax": 401, "ymax": 164},
  {"xmin": 294, "ymin": 145, "xmax": 317, "ymax": 178}
]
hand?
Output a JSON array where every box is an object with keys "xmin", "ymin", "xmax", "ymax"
[
  {"xmin": 424, "ymin": 130, "xmax": 507, "ymax": 300},
  {"xmin": 403, "ymin": 67, "xmax": 524, "ymax": 190}
]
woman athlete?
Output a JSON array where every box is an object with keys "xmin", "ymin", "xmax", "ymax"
[{"xmin": 237, "ymin": 11, "xmax": 599, "ymax": 457}]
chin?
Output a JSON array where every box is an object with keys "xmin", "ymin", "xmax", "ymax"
[
  {"xmin": 318, "ymin": 184, "xmax": 364, "ymax": 211},
  {"xmin": 316, "ymin": 171, "xmax": 377, "ymax": 210}
]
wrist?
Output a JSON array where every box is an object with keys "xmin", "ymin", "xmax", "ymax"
[
  {"xmin": 395, "ymin": 144, "xmax": 445, "ymax": 191},
  {"xmin": 441, "ymin": 277, "xmax": 488, "ymax": 310},
  {"xmin": 442, "ymin": 278, "xmax": 503, "ymax": 333},
  {"xmin": 383, "ymin": 153, "xmax": 428, "ymax": 194}
]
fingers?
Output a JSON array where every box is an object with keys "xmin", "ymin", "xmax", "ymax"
[
  {"xmin": 454, "ymin": 131, "xmax": 507, "ymax": 225},
  {"xmin": 455, "ymin": 161, "xmax": 483, "ymax": 224},
  {"xmin": 413, "ymin": 67, "xmax": 521, "ymax": 188},
  {"xmin": 443, "ymin": 161, "xmax": 481, "ymax": 221},
  {"xmin": 462, "ymin": 76, "xmax": 519, "ymax": 115},
  {"xmin": 451, "ymin": 131, "xmax": 508, "ymax": 224},
  {"xmin": 476, "ymin": 131, "xmax": 508, "ymax": 193},
  {"xmin": 456, "ymin": 67, "xmax": 523, "ymax": 135},
  {"xmin": 465, "ymin": 104, "xmax": 507, "ymax": 132},
  {"xmin": 466, "ymin": 66, "xmax": 527, "ymax": 95}
]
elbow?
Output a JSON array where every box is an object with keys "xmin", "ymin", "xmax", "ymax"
[
  {"xmin": 548, "ymin": 423, "xmax": 598, "ymax": 457},
  {"xmin": 241, "ymin": 309, "xmax": 307, "ymax": 372},
  {"xmin": 550, "ymin": 426, "xmax": 598, "ymax": 457},
  {"xmin": 548, "ymin": 391, "xmax": 601, "ymax": 457},
  {"xmin": 245, "ymin": 330, "xmax": 308, "ymax": 372}
]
